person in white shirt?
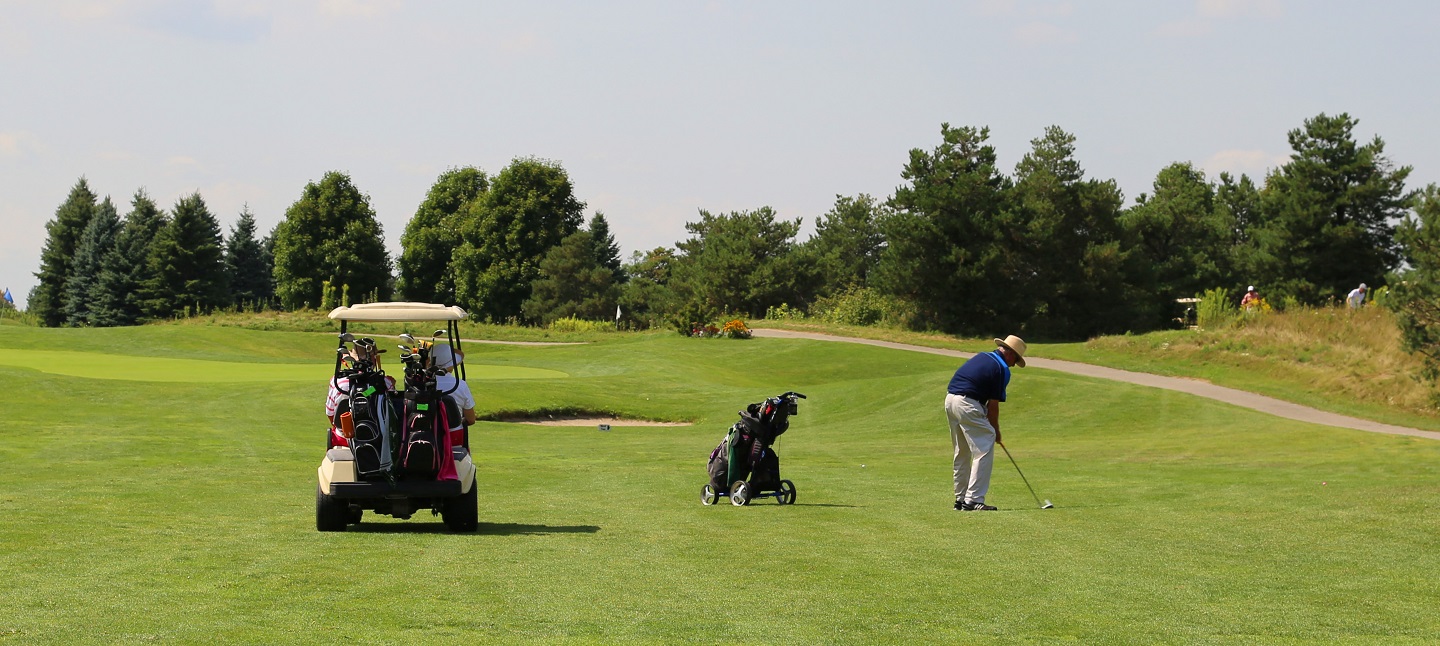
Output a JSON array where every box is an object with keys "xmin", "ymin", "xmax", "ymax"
[
  {"xmin": 429, "ymin": 344, "xmax": 477, "ymax": 428},
  {"xmin": 1346, "ymin": 283, "xmax": 1368, "ymax": 308}
]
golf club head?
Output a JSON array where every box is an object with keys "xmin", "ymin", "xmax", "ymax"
[
  {"xmin": 338, "ymin": 332, "xmax": 356, "ymax": 343},
  {"xmin": 433, "ymin": 329, "xmax": 447, "ymax": 338},
  {"xmin": 399, "ymin": 333, "xmax": 417, "ymax": 345},
  {"xmin": 1042, "ymin": 500, "xmax": 1054, "ymax": 509}
]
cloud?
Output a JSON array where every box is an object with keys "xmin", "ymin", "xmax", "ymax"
[
  {"xmin": 1198, "ymin": 0, "xmax": 1284, "ymax": 20},
  {"xmin": 1202, "ymin": 149, "xmax": 1290, "ymax": 177},
  {"xmin": 0, "ymin": 131, "xmax": 45, "ymax": 159},
  {"xmin": 318, "ymin": 0, "xmax": 402, "ymax": 19},
  {"xmin": 1013, "ymin": 22, "xmax": 1078, "ymax": 47}
]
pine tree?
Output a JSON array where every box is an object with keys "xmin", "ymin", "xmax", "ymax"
[
  {"xmin": 31, "ymin": 178, "xmax": 97, "ymax": 326},
  {"xmin": 225, "ymin": 206, "xmax": 272, "ymax": 308},
  {"xmin": 91, "ymin": 191, "xmax": 167, "ymax": 327},
  {"xmin": 63, "ymin": 197, "xmax": 121, "ymax": 326},
  {"xmin": 140, "ymin": 192, "xmax": 229, "ymax": 318},
  {"xmin": 521, "ymin": 229, "xmax": 617, "ymax": 323},
  {"xmin": 1391, "ymin": 184, "xmax": 1440, "ymax": 388},
  {"xmin": 588, "ymin": 212, "xmax": 626, "ymax": 285}
]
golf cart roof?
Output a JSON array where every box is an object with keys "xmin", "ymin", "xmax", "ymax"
[{"xmin": 327, "ymin": 302, "xmax": 468, "ymax": 322}]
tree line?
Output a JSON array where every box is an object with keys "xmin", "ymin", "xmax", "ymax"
[{"xmin": 21, "ymin": 113, "xmax": 1439, "ymax": 363}]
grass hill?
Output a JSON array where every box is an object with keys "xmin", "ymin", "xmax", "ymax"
[{"xmin": 756, "ymin": 305, "xmax": 1440, "ymax": 433}]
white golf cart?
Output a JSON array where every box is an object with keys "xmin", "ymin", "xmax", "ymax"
[{"xmin": 316, "ymin": 302, "xmax": 478, "ymax": 532}]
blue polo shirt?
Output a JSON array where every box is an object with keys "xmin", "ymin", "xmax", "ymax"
[{"xmin": 947, "ymin": 349, "xmax": 1011, "ymax": 403}]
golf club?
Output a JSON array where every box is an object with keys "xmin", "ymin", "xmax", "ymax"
[
  {"xmin": 399, "ymin": 333, "xmax": 417, "ymax": 345},
  {"xmin": 998, "ymin": 441, "xmax": 1053, "ymax": 509}
]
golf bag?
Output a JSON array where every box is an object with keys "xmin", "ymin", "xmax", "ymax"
[
  {"xmin": 335, "ymin": 375, "xmax": 395, "ymax": 479},
  {"xmin": 400, "ymin": 387, "xmax": 447, "ymax": 476},
  {"xmin": 706, "ymin": 393, "xmax": 799, "ymax": 492}
]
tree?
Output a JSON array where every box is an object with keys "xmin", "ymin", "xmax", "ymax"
[
  {"xmin": 451, "ymin": 158, "xmax": 585, "ymax": 321},
  {"xmin": 875, "ymin": 124, "xmax": 1018, "ymax": 333},
  {"xmin": 31, "ymin": 178, "xmax": 97, "ymax": 326},
  {"xmin": 618, "ymin": 247, "xmax": 677, "ymax": 329},
  {"xmin": 1010, "ymin": 126, "xmax": 1141, "ymax": 339},
  {"xmin": 669, "ymin": 207, "xmax": 806, "ymax": 319},
  {"xmin": 272, "ymin": 171, "xmax": 392, "ymax": 310},
  {"xmin": 91, "ymin": 191, "xmax": 167, "ymax": 327},
  {"xmin": 588, "ymin": 212, "xmax": 626, "ymax": 286},
  {"xmin": 521, "ymin": 228, "xmax": 618, "ymax": 324},
  {"xmin": 1390, "ymin": 184, "xmax": 1440, "ymax": 388},
  {"xmin": 63, "ymin": 197, "xmax": 121, "ymax": 326},
  {"xmin": 140, "ymin": 192, "xmax": 229, "ymax": 318},
  {"xmin": 1121, "ymin": 163, "xmax": 1236, "ymax": 324},
  {"xmin": 1246, "ymin": 112, "xmax": 1411, "ymax": 304},
  {"xmin": 225, "ymin": 206, "xmax": 272, "ymax": 308},
  {"xmin": 398, "ymin": 167, "xmax": 488, "ymax": 303},
  {"xmin": 808, "ymin": 194, "xmax": 889, "ymax": 295}
]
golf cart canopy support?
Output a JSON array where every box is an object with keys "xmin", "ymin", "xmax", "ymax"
[{"xmin": 327, "ymin": 302, "xmax": 467, "ymax": 322}]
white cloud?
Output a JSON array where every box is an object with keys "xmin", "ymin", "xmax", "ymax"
[
  {"xmin": 167, "ymin": 154, "xmax": 202, "ymax": 168},
  {"xmin": 0, "ymin": 131, "xmax": 45, "ymax": 159},
  {"xmin": 318, "ymin": 0, "xmax": 402, "ymax": 19},
  {"xmin": 1198, "ymin": 0, "xmax": 1284, "ymax": 20},
  {"xmin": 1013, "ymin": 22, "xmax": 1078, "ymax": 47},
  {"xmin": 1202, "ymin": 149, "xmax": 1290, "ymax": 178},
  {"xmin": 1154, "ymin": 18, "xmax": 1212, "ymax": 39}
]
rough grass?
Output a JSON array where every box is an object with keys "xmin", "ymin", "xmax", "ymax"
[
  {"xmin": 756, "ymin": 306, "xmax": 1440, "ymax": 432},
  {"xmin": 1, "ymin": 327, "xmax": 1439, "ymax": 643}
]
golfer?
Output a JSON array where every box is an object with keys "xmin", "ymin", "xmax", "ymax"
[{"xmin": 945, "ymin": 335, "xmax": 1027, "ymax": 511}]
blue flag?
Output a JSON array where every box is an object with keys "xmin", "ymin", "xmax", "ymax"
[{"xmin": 2, "ymin": 288, "xmax": 11, "ymax": 304}]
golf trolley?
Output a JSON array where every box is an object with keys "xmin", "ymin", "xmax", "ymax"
[
  {"xmin": 701, "ymin": 391, "xmax": 806, "ymax": 506},
  {"xmin": 316, "ymin": 302, "xmax": 478, "ymax": 532}
]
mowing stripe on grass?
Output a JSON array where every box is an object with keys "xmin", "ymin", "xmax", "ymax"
[{"xmin": 0, "ymin": 349, "xmax": 569, "ymax": 383}]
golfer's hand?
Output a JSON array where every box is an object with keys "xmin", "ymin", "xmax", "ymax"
[{"xmin": 995, "ymin": 432, "xmax": 1002, "ymax": 445}]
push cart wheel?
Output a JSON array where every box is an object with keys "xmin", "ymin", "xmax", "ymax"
[
  {"xmin": 730, "ymin": 481, "xmax": 750, "ymax": 506},
  {"xmin": 701, "ymin": 484, "xmax": 718, "ymax": 506},
  {"xmin": 777, "ymin": 480, "xmax": 796, "ymax": 505}
]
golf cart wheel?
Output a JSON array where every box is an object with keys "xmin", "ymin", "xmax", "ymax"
[
  {"xmin": 443, "ymin": 476, "xmax": 479, "ymax": 533},
  {"xmin": 701, "ymin": 484, "xmax": 718, "ymax": 506},
  {"xmin": 316, "ymin": 484, "xmax": 348, "ymax": 532},
  {"xmin": 347, "ymin": 506, "xmax": 363, "ymax": 525},
  {"xmin": 730, "ymin": 481, "xmax": 750, "ymax": 506},
  {"xmin": 777, "ymin": 480, "xmax": 796, "ymax": 505}
]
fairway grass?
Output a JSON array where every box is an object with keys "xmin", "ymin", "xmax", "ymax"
[{"xmin": 1, "ymin": 327, "xmax": 1438, "ymax": 643}]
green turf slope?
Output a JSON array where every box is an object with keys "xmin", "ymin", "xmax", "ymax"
[{"xmin": 0, "ymin": 328, "xmax": 1437, "ymax": 644}]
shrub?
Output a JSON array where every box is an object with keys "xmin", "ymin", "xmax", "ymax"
[
  {"xmin": 549, "ymin": 316, "xmax": 612, "ymax": 333},
  {"xmin": 720, "ymin": 319, "xmax": 752, "ymax": 339},
  {"xmin": 810, "ymin": 287, "xmax": 915, "ymax": 327},
  {"xmin": 765, "ymin": 303, "xmax": 805, "ymax": 321},
  {"xmin": 1197, "ymin": 287, "xmax": 1239, "ymax": 329}
]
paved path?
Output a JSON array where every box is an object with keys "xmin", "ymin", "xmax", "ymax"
[{"xmin": 752, "ymin": 328, "xmax": 1440, "ymax": 441}]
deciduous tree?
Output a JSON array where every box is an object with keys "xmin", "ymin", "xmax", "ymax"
[
  {"xmin": 451, "ymin": 158, "xmax": 584, "ymax": 321},
  {"xmin": 398, "ymin": 167, "xmax": 488, "ymax": 303},
  {"xmin": 272, "ymin": 171, "xmax": 392, "ymax": 309}
]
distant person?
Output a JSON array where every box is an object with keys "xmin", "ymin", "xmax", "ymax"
[
  {"xmin": 430, "ymin": 343, "xmax": 477, "ymax": 433},
  {"xmin": 945, "ymin": 335, "xmax": 1027, "ymax": 511},
  {"xmin": 1241, "ymin": 285, "xmax": 1261, "ymax": 310},
  {"xmin": 1347, "ymin": 283, "xmax": 1368, "ymax": 308}
]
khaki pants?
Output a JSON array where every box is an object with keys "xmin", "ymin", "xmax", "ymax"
[{"xmin": 945, "ymin": 393, "xmax": 995, "ymax": 504}]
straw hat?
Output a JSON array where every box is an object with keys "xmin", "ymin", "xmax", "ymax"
[{"xmin": 993, "ymin": 335, "xmax": 1027, "ymax": 368}]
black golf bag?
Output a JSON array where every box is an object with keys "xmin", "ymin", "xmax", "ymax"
[
  {"xmin": 706, "ymin": 392, "xmax": 802, "ymax": 494},
  {"xmin": 334, "ymin": 372, "xmax": 395, "ymax": 479}
]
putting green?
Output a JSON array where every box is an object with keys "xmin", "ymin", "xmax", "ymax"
[{"xmin": 0, "ymin": 349, "xmax": 568, "ymax": 382}]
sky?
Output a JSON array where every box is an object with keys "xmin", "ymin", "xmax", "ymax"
[{"xmin": 3, "ymin": 0, "xmax": 1439, "ymax": 308}]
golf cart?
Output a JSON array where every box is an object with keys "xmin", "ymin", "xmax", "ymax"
[{"xmin": 316, "ymin": 302, "xmax": 478, "ymax": 532}]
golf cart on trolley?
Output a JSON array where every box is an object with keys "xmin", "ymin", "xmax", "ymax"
[{"xmin": 316, "ymin": 302, "xmax": 478, "ymax": 532}]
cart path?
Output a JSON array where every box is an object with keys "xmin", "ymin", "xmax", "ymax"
[
  {"xmin": 340, "ymin": 332, "xmax": 583, "ymax": 347},
  {"xmin": 752, "ymin": 328, "xmax": 1440, "ymax": 441}
]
